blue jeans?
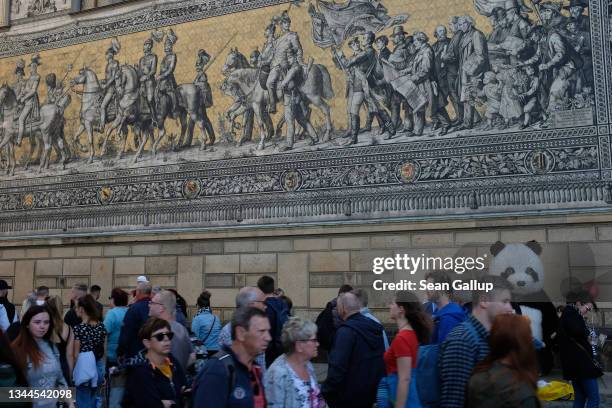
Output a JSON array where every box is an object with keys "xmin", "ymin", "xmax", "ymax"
[
  {"xmin": 572, "ymin": 378, "xmax": 600, "ymax": 408},
  {"xmin": 76, "ymin": 384, "xmax": 96, "ymax": 408}
]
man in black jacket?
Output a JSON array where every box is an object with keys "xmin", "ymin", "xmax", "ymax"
[
  {"xmin": 117, "ymin": 284, "xmax": 153, "ymax": 360},
  {"xmin": 322, "ymin": 291, "xmax": 386, "ymax": 408}
]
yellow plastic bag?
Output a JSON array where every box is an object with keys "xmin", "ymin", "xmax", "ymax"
[{"xmin": 537, "ymin": 381, "xmax": 574, "ymax": 401}]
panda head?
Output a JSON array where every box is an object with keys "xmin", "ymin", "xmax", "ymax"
[{"xmin": 489, "ymin": 240, "xmax": 544, "ymax": 296}]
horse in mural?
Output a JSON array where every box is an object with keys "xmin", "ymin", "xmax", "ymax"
[
  {"xmin": 100, "ymin": 64, "xmax": 154, "ymax": 163},
  {"xmin": 222, "ymin": 48, "xmax": 334, "ymax": 150},
  {"xmin": 0, "ymin": 83, "xmax": 67, "ymax": 174},
  {"xmin": 71, "ymin": 67, "xmax": 125, "ymax": 164},
  {"xmin": 175, "ymin": 82, "xmax": 216, "ymax": 150}
]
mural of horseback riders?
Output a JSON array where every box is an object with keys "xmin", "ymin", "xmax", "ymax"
[{"xmin": 0, "ymin": 0, "xmax": 596, "ymax": 179}]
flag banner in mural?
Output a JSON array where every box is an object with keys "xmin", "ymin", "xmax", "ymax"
[
  {"xmin": 473, "ymin": 0, "xmax": 532, "ymax": 16},
  {"xmin": 309, "ymin": 0, "xmax": 408, "ymax": 47}
]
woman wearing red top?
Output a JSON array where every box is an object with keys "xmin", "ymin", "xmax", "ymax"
[{"xmin": 385, "ymin": 291, "xmax": 432, "ymax": 408}]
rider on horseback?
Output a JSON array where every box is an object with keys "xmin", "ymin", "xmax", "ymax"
[
  {"xmin": 158, "ymin": 29, "xmax": 179, "ymax": 118},
  {"xmin": 266, "ymin": 11, "xmax": 303, "ymax": 114},
  {"xmin": 16, "ymin": 55, "xmax": 41, "ymax": 146},
  {"xmin": 100, "ymin": 38, "xmax": 121, "ymax": 131},
  {"xmin": 139, "ymin": 38, "xmax": 158, "ymax": 125},
  {"xmin": 13, "ymin": 60, "xmax": 26, "ymax": 101}
]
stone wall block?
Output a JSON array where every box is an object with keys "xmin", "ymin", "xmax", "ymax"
[
  {"xmin": 309, "ymin": 252, "xmax": 349, "ymax": 272},
  {"xmin": 36, "ymin": 259, "xmax": 63, "ymax": 276},
  {"xmin": 294, "ymin": 238, "xmax": 329, "ymax": 251},
  {"xmin": 177, "ymin": 256, "xmax": 204, "ymax": 306},
  {"xmin": 331, "ymin": 236, "xmax": 370, "ymax": 250},
  {"xmin": 91, "ymin": 258, "xmax": 114, "ymax": 305},
  {"xmin": 132, "ymin": 244, "xmax": 161, "ymax": 256},
  {"xmin": 75, "ymin": 246, "xmax": 103, "ymax": 257},
  {"xmin": 258, "ymin": 239, "xmax": 293, "ymax": 252},
  {"xmin": 114, "ymin": 257, "xmax": 145, "ymax": 276},
  {"xmin": 205, "ymin": 255, "xmax": 239, "ymax": 274},
  {"xmin": 240, "ymin": 254, "xmax": 276, "ymax": 273},
  {"xmin": 103, "ymin": 246, "xmax": 130, "ymax": 257},
  {"xmin": 412, "ymin": 233, "xmax": 454, "ymax": 247},
  {"xmin": 499, "ymin": 229, "xmax": 547, "ymax": 244},
  {"xmin": 224, "ymin": 240, "xmax": 257, "ymax": 253},
  {"xmin": 192, "ymin": 241, "xmax": 224, "ymax": 254},
  {"xmin": 13, "ymin": 260, "xmax": 35, "ymax": 303},
  {"xmin": 63, "ymin": 258, "xmax": 91, "ymax": 276},
  {"xmin": 161, "ymin": 243, "xmax": 192, "ymax": 255},
  {"xmin": 548, "ymin": 227, "xmax": 596, "ymax": 243},
  {"xmin": 278, "ymin": 253, "xmax": 308, "ymax": 307},
  {"xmin": 370, "ymin": 234, "xmax": 411, "ymax": 249},
  {"xmin": 146, "ymin": 256, "xmax": 177, "ymax": 275},
  {"xmin": 51, "ymin": 247, "xmax": 76, "ymax": 258}
]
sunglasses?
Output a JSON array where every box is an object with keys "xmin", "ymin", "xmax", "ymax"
[{"xmin": 150, "ymin": 331, "xmax": 174, "ymax": 342}]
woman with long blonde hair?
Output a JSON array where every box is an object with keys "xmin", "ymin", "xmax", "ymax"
[{"xmin": 45, "ymin": 295, "xmax": 75, "ymax": 384}]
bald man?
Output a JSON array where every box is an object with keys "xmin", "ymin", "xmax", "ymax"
[{"xmin": 321, "ymin": 292, "xmax": 386, "ymax": 408}]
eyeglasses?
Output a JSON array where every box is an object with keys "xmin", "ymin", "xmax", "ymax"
[
  {"xmin": 149, "ymin": 301, "xmax": 164, "ymax": 307},
  {"xmin": 150, "ymin": 331, "xmax": 174, "ymax": 342},
  {"xmin": 298, "ymin": 338, "xmax": 318, "ymax": 343}
]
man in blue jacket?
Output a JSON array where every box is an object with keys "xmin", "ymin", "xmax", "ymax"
[
  {"xmin": 322, "ymin": 291, "xmax": 386, "ymax": 408},
  {"xmin": 117, "ymin": 283, "xmax": 152, "ymax": 360},
  {"xmin": 194, "ymin": 307, "xmax": 271, "ymax": 408},
  {"xmin": 425, "ymin": 270, "xmax": 467, "ymax": 344}
]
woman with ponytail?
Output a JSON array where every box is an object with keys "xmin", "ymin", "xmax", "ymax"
[{"xmin": 383, "ymin": 291, "xmax": 432, "ymax": 408}]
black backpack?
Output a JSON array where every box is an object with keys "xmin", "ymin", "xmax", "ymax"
[
  {"xmin": 315, "ymin": 302, "xmax": 335, "ymax": 351},
  {"xmin": 192, "ymin": 350, "xmax": 236, "ymax": 405}
]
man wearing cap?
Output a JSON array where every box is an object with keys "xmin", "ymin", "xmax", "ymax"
[
  {"xmin": 100, "ymin": 39, "xmax": 121, "ymax": 130},
  {"xmin": 266, "ymin": 11, "xmax": 304, "ymax": 113},
  {"xmin": 139, "ymin": 38, "xmax": 158, "ymax": 124},
  {"xmin": 456, "ymin": 16, "xmax": 489, "ymax": 131},
  {"xmin": 16, "ymin": 55, "xmax": 41, "ymax": 146},
  {"xmin": 0, "ymin": 280, "xmax": 17, "ymax": 332},
  {"xmin": 158, "ymin": 29, "xmax": 179, "ymax": 117},
  {"xmin": 565, "ymin": 0, "xmax": 589, "ymax": 33},
  {"xmin": 505, "ymin": 0, "xmax": 532, "ymax": 40},
  {"xmin": 388, "ymin": 26, "xmax": 414, "ymax": 133}
]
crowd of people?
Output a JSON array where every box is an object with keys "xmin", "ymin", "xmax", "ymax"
[{"xmin": 0, "ymin": 269, "xmax": 603, "ymax": 408}]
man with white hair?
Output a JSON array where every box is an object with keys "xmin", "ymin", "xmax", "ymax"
[
  {"xmin": 456, "ymin": 15, "xmax": 489, "ymax": 131},
  {"xmin": 218, "ymin": 286, "xmax": 268, "ymax": 372},
  {"xmin": 149, "ymin": 289, "xmax": 195, "ymax": 372},
  {"xmin": 321, "ymin": 292, "xmax": 386, "ymax": 408}
]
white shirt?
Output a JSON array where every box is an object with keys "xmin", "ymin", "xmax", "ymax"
[{"xmin": 0, "ymin": 304, "xmax": 10, "ymax": 332}]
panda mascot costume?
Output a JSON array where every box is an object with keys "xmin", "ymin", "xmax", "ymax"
[{"xmin": 489, "ymin": 240, "xmax": 559, "ymax": 375}]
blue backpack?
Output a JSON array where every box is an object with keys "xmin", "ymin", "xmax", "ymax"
[{"xmin": 413, "ymin": 321, "xmax": 480, "ymax": 408}]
